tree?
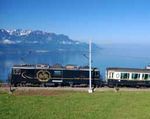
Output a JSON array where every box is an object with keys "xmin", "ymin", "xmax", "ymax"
[{"xmin": 0, "ymin": 79, "xmax": 3, "ymax": 83}]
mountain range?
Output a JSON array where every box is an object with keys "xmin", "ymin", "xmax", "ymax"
[
  {"xmin": 0, "ymin": 29, "xmax": 100, "ymax": 81},
  {"xmin": 0, "ymin": 29, "xmax": 99, "ymax": 54}
]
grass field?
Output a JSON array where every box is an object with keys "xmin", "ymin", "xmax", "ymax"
[{"xmin": 0, "ymin": 89, "xmax": 150, "ymax": 119}]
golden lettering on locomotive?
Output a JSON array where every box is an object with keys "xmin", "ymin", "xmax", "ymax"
[{"xmin": 36, "ymin": 70, "xmax": 51, "ymax": 82}]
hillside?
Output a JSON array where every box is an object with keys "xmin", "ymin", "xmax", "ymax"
[{"xmin": 0, "ymin": 29, "xmax": 99, "ymax": 54}]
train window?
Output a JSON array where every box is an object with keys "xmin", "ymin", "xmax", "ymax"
[
  {"xmin": 121, "ymin": 73, "xmax": 129, "ymax": 79},
  {"xmin": 95, "ymin": 72, "xmax": 99, "ymax": 77},
  {"xmin": 108, "ymin": 72, "xmax": 114, "ymax": 79},
  {"xmin": 142, "ymin": 74, "xmax": 148, "ymax": 80},
  {"xmin": 53, "ymin": 71, "xmax": 62, "ymax": 77},
  {"xmin": 112, "ymin": 73, "xmax": 114, "ymax": 78},
  {"xmin": 132, "ymin": 73, "xmax": 140, "ymax": 80},
  {"xmin": 13, "ymin": 69, "xmax": 21, "ymax": 75},
  {"xmin": 142, "ymin": 74, "xmax": 150, "ymax": 80}
]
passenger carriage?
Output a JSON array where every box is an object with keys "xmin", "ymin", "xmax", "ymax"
[{"xmin": 106, "ymin": 67, "xmax": 150, "ymax": 87}]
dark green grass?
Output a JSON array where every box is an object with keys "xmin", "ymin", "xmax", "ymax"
[{"xmin": 0, "ymin": 90, "xmax": 150, "ymax": 119}]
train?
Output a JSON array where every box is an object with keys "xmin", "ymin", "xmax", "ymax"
[
  {"xmin": 10, "ymin": 64, "xmax": 150, "ymax": 88},
  {"xmin": 10, "ymin": 64, "xmax": 102, "ymax": 87}
]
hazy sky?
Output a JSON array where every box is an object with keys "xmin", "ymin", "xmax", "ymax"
[{"xmin": 0, "ymin": 0, "xmax": 150, "ymax": 44}]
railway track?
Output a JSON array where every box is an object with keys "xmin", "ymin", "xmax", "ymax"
[{"xmin": 2, "ymin": 86, "xmax": 150, "ymax": 93}]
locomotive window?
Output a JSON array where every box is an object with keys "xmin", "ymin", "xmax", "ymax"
[
  {"xmin": 13, "ymin": 69, "xmax": 21, "ymax": 75},
  {"xmin": 95, "ymin": 72, "xmax": 99, "ymax": 77},
  {"xmin": 54, "ymin": 71, "xmax": 62, "ymax": 76},
  {"xmin": 132, "ymin": 73, "xmax": 140, "ymax": 80},
  {"xmin": 121, "ymin": 73, "xmax": 129, "ymax": 79}
]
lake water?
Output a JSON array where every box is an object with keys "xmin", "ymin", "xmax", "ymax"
[{"xmin": 1, "ymin": 44, "xmax": 150, "ymax": 81}]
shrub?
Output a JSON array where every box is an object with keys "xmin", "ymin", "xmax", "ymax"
[{"xmin": 0, "ymin": 79, "xmax": 3, "ymax": 87}]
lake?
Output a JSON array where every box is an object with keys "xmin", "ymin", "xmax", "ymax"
[{"xmin": 1, "ymin": 43, "xmax": 150, "ymax": 81}]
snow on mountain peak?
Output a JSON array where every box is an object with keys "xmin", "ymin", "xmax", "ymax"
[
  {"xmin": 20, "ymin": 30, "xmax": 32, "ymax": 36},
  {"xmin": 6, "ymin": 29, "xmax": 32, "ymax": 36}
]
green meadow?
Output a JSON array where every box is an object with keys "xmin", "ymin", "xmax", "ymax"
[{"xmin": 0, "ymin": 90, "xmax": 150, "ymax": 119}]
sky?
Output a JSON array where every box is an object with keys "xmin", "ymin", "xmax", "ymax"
[{"xmin": 0, "ymin": 0, "xmax": 150, "ymax": 44}]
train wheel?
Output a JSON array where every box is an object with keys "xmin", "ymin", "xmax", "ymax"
[
  {"xmin": 69, "ymin": 82, "xmax": 74, "ymax": 87},
  {"xmin": 108, "ymin": 84, "xmax": 114, "ymax": 88},
  {"xmin": 14, "ymin": 83, "xmax": 17, "ymax": 87}
]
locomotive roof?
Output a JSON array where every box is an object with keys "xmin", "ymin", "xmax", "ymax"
[
  {"xmin": 12, "ymin": 64, "xmax": 99, "ymax": 71},
  {"xmin": 107, "ymin": 67, "xmax": 150, "ymax": 73}
]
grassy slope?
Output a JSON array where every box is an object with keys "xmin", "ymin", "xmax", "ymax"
[{"xmin": 0, "ymin": 91, "xmax": 150, "ymax": 119}]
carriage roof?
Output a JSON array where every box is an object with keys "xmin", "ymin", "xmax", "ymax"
[{"xmin": 107, "ymin": 67, "xmax": 150, "ymax": 73}]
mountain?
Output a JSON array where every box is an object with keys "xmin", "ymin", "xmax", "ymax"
[
  {"xmin": 0, "ymin": 29, "xmax": 101, "ymax": 81},
  {"xmin": 0, "ymin": 29, "xmax": 100, "ymax": 54}
]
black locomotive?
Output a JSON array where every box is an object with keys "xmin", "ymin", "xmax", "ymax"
[{"xmin": 10, "ymin": 64, "xmax": 102, "ymax": 87}]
